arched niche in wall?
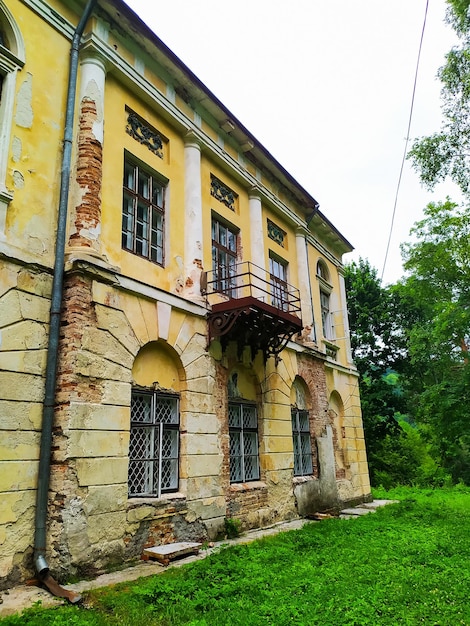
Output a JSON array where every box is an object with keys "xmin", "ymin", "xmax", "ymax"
[
  {"xmin": 290, "ymin": 376, "xmax": 312, "ymax": 410},
  {"xmin": 132, "ymin": 340, "xmax": 184, "ymax": 392},
  {"xmin": 227, "ymin": 364, "xmax": 259, "ymax": 402}
]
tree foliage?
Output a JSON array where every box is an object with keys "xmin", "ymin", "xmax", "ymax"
[
  {"xmin": 408, "ymin": 0, "xmax": 470, "ymax": 197},
  {"xmin": 398, "ymin": 200, "xmax": 470, "ymax": 482}
]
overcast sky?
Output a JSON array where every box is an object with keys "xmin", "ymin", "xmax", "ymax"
[{"xmin": 124, "ymin": 0, "xmax": 459, "ymax": 284}]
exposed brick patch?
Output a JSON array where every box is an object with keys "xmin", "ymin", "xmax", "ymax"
[
  {"xmin": 69, "ymin": 97, "xmax": 102, "ymax": 249},
  {"xmin": 228, "ymin": 482, "xmax": 269, "ymax": 529},
  {"xmin": 297, "ymin": 353, "xmax": 329, "ymax": 476}
]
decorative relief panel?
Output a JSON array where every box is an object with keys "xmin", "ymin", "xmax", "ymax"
[
  {"xmin": 267, "ymin": 219, "xmax": 286, "ymax": 247},
  {"xmin": 210, "ymin": 175, "xmax": 236, "ymax": 211},
  {"xmin": 126, "ymin": 110, "xmax": 164, "ymax": 159}
]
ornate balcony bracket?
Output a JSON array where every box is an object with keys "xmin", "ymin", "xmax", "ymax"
[
  {"xmin": 207, "ymin": 305, "xmax": 252, "ymax": 342},
  {"xmin": 207, "ymin": 298, "xmax": 302, "ymax": 362}
]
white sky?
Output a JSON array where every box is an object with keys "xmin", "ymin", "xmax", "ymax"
[{"xmin": 124, "ymin": 0, "xmax": 460, "ymax": 285}]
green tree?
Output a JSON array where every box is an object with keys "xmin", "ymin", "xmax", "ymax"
[
  {"xmin": 399, "ymin": 200, "xmax": 470, "ymax": 482},
  {"xmin": 408, "ymin": 0, "xmax": 470, "ymax": 197},
  {"xmin": 345, "ymin": 260, "xmax": 415, "ymax": 485}
]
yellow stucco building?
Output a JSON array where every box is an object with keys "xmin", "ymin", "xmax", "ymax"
[{"xmin": 0, "ymin": 0, "xmax": 370, "ymax": 589}]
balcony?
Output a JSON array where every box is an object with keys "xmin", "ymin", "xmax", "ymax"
[{"xmin": 203, "ymin": 261, "xmax": 302, "ymax": 360}]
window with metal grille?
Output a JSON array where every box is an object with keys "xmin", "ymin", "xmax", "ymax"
[
  {"xmin": 269, "ymin": 254, "xmax": 288, "ymax": 311},
  {"xmin": 122, "ymin": 157, "xmax": 165, "ymax": 265},
  {"xmin": 128, "ymin": 391, "xmax": 179, "ymax": 497},
  {"xmin": 212, "ymin": 217, "xmax": 238, "ymax": 296},
  {"xmin": 291, "ymin": 408, "xmax": 313, "ymax": 476},
  {"xmin": 229, "ymin": 402, "xmax": 260, "ymax": 483}
]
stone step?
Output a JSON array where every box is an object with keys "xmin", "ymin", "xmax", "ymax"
[
  {"xmin": 339, "ymin": 499, "xmax": 399, "ymax": 519},
  {"xmin": 142, "ymin": 542, "xmax": 202, "ymax": 566}
]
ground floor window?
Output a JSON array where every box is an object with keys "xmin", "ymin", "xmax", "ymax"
[
  {"xmin": 128, "ymin": 390, "xmax": 179, "ymax": 497},
  {"xmin": 292, "ymin": 408, "xmax": 313, "ymax": 476},
  {"xmin": 229, "ymin": 401, "xmax": 260, "ymax": 483}
]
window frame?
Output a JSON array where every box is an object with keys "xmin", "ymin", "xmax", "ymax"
[
  {"xmin": 211, "ymin": 215, "xmax": 238, "ymax": 296},
  {"xmin": 269, "ymin": 253, "xmax": 289, "ymax": 311},
  {"xmin": 128, "ymin": 390, "xmax": 180, "ymax": 498},
  {"xmin": 228, "ymin": 400, "xmax": 260, "ymax": 483},
  {"xmin": 291, "ymin": 408, "xmax": 314, "ymax": 477},
  {"xmin": 122, "ymin": 155, "xmax": 166, "ymax": 266},
  {"xmin": 0, "ymin": 3, "xmax": 25, "ymax": 237}
]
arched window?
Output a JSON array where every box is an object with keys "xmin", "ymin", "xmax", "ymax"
[
  {"xmin": 228, "ymin": 368, "xmax": 260, "ymax": 483},
  {"xmin": 0, "ymin": 1, "xmax": 25, "ymax": 237},
  {"xmin": 316, "ymin": 259, "xmax": 333, "ymax": 339},
  {"xmin": 316, "ymin": 259, "xmax": 329, "ymax": 282},
  {"xmin": 291, "ymin": 378, "xmax": 314, "ymax": 477},
  {"xmin": 128, "ymin": 342, "xmax": 182, "ymax": 497}
]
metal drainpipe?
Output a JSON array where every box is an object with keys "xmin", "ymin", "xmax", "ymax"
[{"xmin": 33, "ymin": 0, "xmax": 97, "ymax": 603}]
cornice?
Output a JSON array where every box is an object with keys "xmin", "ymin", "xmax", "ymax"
[{"xmin": 19, "ymin": 0, "xmax": 75, "ymax": 40}]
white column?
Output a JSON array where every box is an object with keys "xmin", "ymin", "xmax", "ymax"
[
  {"xmin": 338, "ymin": 271, "xmax": 353, "ymax": 363},
  {"xmin": 78, "ymin": 52, "xmax": 106, "ymax": 144},
  {"xmin": 184, "ymin": 132, "xmax": 203, "ymax": 299},
  {"xmin": 295, "ymin": 227, "xmax": 315, "ymax": 342},
  {"xmin": 249, "ymin": 189, "xmax": 264, "ymax": 268},
  {"xmin": 68, "ymin": 50, "xmax": 106, "ymax": 255},
  {"xmin": 249, "ymin": 188, "xmax": 265, "ymax": 299}
]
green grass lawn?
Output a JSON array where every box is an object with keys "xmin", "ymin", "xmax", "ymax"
[{"xmin": 3, "ymin": 486, "xmax": 470, "ymax": 625}]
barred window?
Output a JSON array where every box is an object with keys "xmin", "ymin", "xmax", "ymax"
[
  {"xmin": 122, "ymin": 157, "xmax": 165, "ymax": 265},
  {"xmin": 128, "ymin": 391, "xmax": 179, "ymax": 497},
  {"xmin": 229, "ymin": 402, "xmax": 260, "ymax": 483},
  {"xmin": 292, "ymin": 408, "xmax": 313, "ymax": 476}
]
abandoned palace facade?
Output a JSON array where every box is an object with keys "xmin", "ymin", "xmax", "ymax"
[{"xmin": 0, "ymin": 0, "xmax": 371, "ymax": 586}]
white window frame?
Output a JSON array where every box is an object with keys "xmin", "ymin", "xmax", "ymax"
[
  {"xmin": 269, "ymin": 253, "xmax": 289, "ymax": 311},
  {"xmin": 211, "ymin": 215, "xmax": 238, "ymax": 296},
  {"xmin": 122, "ymin": 155, "xmax": 167, "ymax": 266},
  {"xmin": 128, "ymin": 390, "xmax": 179, "ymax": 498}
]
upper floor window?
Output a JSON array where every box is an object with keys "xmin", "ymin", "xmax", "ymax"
[
  {"xmin": 0, "ymin": 4, "xmax": 25, "ymax": 236},
  {"xmin": 211, "ymin": 216, "xmax": 238, "ymax": 295},
  {"xmin": 316, "ymin": 260, "xmax": 329, "ymax": 281},
  {"xmin": 122, "ymin": 156, "xmax": 165, "ymax": 265},
  {"xmin": 269, "ymin": 254, "xmax": 288, "ymax": 311},
  {"xmin": 316, "ymin": 259, "xmax": 334, "ymax": 340},
  {"xmin": 320, "ymin": 289, "xmax": 333, "ymax": 339},
  {"xmin": 128, "ymin": 390, "xmax": 179, "ymax": 497},
  {"xmin": 229, "ymin": 401, "xmax": 260, "ymax": 483},
  {"xmin": 291, "ymin": 408, "xmax": 313, "ymax": 476}
]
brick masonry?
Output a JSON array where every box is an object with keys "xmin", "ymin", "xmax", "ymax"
[{"xmin": 69, "ymin": 97, "xmax": 102, "ymax": 250}]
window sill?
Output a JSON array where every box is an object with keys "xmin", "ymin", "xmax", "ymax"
[
  {"xmin": 229, "ymin": 481, "xmax": 267, "ymax": 492},
  {"xmin": 293, "ymin": 475, "xmax": 317, "ymax": 485},
  {"xmin": 127, "ymin": 492, "xmax": 186, "ymax": 506},
  {"xmin": 322, "ymin": 339, "xmax": 339, "ymax": 359}
]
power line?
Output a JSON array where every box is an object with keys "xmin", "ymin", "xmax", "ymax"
[{"xmin": 381, "ymin": 0, "xmax": 429, "ymax": 282}]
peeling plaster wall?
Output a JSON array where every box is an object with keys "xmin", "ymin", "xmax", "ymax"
[
  {"xmin": 0, "ymin": 0, "xmax": 371, "ymax": 587},
  {"xmin": 0, "ymin": 260, "xmax": 52, "ymax": 588}
]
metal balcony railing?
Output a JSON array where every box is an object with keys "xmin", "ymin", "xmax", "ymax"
[
  {"xmin": 203, "ymin": 262, "xmax": 302, "ymax": 359},
  {"xmin": 203, "ymin": 261, "xmax": 301, "ymax": 318}
]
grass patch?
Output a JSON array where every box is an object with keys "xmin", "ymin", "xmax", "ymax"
[{"xmin": 3, "ymin": 486, "xmax": 470, "ymax": 625}]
